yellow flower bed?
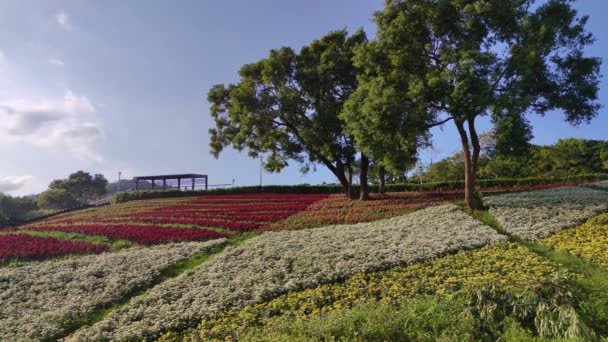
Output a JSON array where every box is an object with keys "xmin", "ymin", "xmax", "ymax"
[
  {"xmin": 188, "ymin": 242, "xmax": 564, "ymax": 341},
  {"xmin": 543, "ymin": 213, "xmax": 608, "ymax": 268}
]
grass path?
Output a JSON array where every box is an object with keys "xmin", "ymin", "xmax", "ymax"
[
  {"xmin": 59, "ymin": 233, "xmax": 257, "ymax": 341},
  {"xmin": 463, "ymin": 205, "xmax": 608, "ymax": 337}
]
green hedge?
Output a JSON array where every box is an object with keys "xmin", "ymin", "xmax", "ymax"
[{"xmin": 111, "ymin": 173, "xmax": 608, "ymax": 204}]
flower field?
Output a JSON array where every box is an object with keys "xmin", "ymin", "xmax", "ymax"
[
  {"xmin": 192, "ymin": 242, "xmax": 565, "ymax": 341},
  {"xmin": 543, "ymin": 213, "xmax": 608, "ymax": 268},
  {"xmin": 4, "ymin": 182, "xmax": 608, "ymax": 340},
  {"xmin": 0, "ymin": 239, "xmax": 225, "ymax": 341},
  {"xmin": 24, "ymin": 224, "xmax": 228, "ymax": 245},
  {"xmin": 19, "ymin": 194, "xmax": 330, "ymax": 244},
  {"xmin": 485, "ymin": 186, "xmax": 608, "ymax": 239},
  {"xmin": 67, "ymin": 204, "xmax": 505, "ymax": 341},
  {"xmin": 0, "ymin": 234, "xmax": 107, "ymax": 261}
]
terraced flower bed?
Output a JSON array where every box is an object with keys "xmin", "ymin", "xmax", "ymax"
[
  {"xmin": 543, "ymin": 213, "xmax": 608, "ymax": 268},
  {"xmin": 190, "ymin": 242, "xmax": 565, "ymax": 341},
  {"xmin": 485, "ymin": 186, "xmax": 608, "ymax": 239},
  {"xmin": 67, "ymin": 204, "xmax": 505, "ymax": 341},
  {"xmin": 0, "ymin": 234, "xmax": 107, "ymax": 261},
  {"xmin": 263, "ymin": 192, "xmax": 459, "ymax": 229},
  {"xmin": 0, "ymin": 239, "xmax": 226, "ymax": 341},
  {"xmin": 19, "ymin": 194, "xmax": 330, "ymax": 244},
  {"xmin": 24, "ymin": 224, "xmax": 228, "ymax": 245}
]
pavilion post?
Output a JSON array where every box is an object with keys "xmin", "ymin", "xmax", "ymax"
[
  {"xmin": 136, "ymin": 179, "xmax": 139, "ymax": 190},
  {"xmin": 192, "ymin": 177, "xmax": 195, "ymax": 190},
  {"xmin": 177, "ymin": 178, "xmax": 181, "ymax": 191},
  {"xmin": 151, "ymin": 180, "xmax": 155, "ymax": 190},
  {"xmin": 162, "ymin": 178, "xmax": 166, "ymax": 190},
  {"xmin": 205, "ymin": 176, "xmax": 208, "ymax": 190}
]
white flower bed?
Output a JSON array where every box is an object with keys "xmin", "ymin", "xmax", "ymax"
[
  {"xmin": 0, "ymin": 239, "xmax": 225, "ymax": 341},
  {"xmin": 587, "ymin": 180, "xmax": 608, "ymax": 190},
  {"xmin": 486, "ymin": 186, "xmax": 608, "ymax": 240},
  {"xmin": 68, "ymin": 204, "xmax": 505, "ymax": 341}
]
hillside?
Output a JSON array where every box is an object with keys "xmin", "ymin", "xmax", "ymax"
[{"xmin": 1, "ymin": 181, "xmax": 608, "ymax": 340}]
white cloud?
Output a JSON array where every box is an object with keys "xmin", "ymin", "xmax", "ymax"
[
  {"xmin": 56, "ymin": 11, "xmax": 71, "ymax": 31},
  {"xmin": 48, "ymin": 58, "xmax": 65, "ymax": 67},
  {"xmin": 0, "ymin": 89, "xmax": 104, "ymax": 163},
  {"xmin": 0, "ymin": 176, "xmax": 33, "ymax": 193}
]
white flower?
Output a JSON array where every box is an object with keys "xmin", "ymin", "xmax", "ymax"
[
  {"xmin": 0, "ymin": 239, "xmax": 225, "ymax": 341},
  {"xmin": 485, "ymin": 186, "xmax": 608, "ymax": 239},
  {"xmin": 68, "ymin": 204, "xmax": 505, "ymax": 341}
]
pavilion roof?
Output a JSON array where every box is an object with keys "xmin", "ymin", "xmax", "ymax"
[{"xmin": 133, "ymin": 174, "xmax": 207, "ymax": 181}]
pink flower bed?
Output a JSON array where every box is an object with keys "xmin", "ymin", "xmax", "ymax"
[
  {"xmin": 0, "ymin": 234, "xmax": 107, "ymax": 261},
  {"xmin": 26, "ymin": 225, "xmax": 228, "ymax": 245}
]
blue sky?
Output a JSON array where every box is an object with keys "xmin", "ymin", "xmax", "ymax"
[{"xmin": 0, "ymin": 0, "xmax": 606, "ymax": 196}]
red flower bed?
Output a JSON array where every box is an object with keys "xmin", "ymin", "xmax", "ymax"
[
  {"xmin": 0, "ymin": 234, "xmax": 107, "ymax": 261},
  {"xmin": 26, "ymin": 225, "xmax": 228, "ymax": 245},
  {"xmin": 151, "ymin": 203, "xmax": 313, "ymax": 213}
]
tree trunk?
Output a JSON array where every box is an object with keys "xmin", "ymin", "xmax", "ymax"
[
  {"xmin": 347, "ymin": 164, "xmax": 355, "ymax": 199},
  {"xmin": 455, "ymin": 119, "xmax": 481, "ymax": 210},
  {"xmin": 359, "ymin": 152, "xmax": 370, "ymax": 200},
  {"xmin": 334, "ymin": 162, "xmax": 354, "ymax": 199},
  {"xmin": 379, "ymin": 166, "xmax": 386, "ymax": 195}
]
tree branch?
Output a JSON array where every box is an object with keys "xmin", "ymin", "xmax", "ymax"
[{"xmin": 425, "ymin": 116, "xmax": 454, "ymax": 129}]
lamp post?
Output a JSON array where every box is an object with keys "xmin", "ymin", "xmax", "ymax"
[
  {"xmin": 118, "ymin": 171, "xmax": 122, "ymax": 192},
  {"xmin": 259, "ymin": 157, "xmax": 263, "ymax": 192}
]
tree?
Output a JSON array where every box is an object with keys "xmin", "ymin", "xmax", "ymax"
[
  {"xmin": 208, "ymin": 30, "xmax": 367, "ymax": 198},
  {"xmin": 362, "ymin": 0, "xmax": 601, "ymax": 209},
  {"xmin": 493, "ymin": 113, "xmax": 533, "ymax": 158},
  {"xmin": 37, "ymin": 189, "xmax": 80, "ymax": 211},
  {"xmin": 49, "ymin": 171, "xmax": 108, "ymax": 203},
  {"xmin": 0, "ymin": 194, "xmax": 39, "ymax": 227}
]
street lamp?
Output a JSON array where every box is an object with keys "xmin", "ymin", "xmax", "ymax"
[{"xmin": 118, "ymin": 171, "xmax": 122, "ymax": 192}]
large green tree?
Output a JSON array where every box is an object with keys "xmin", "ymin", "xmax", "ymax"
[
  {"xmin": 208, "ymin": 30, "xmax": 367, "ymax": 198},
  {"xmin": 49, "ymin": 171, "xmax": 108, "ymax": 204},
  {"xmin": 38, "ymin": 189, "xmax": 80, "ymax": 211},
  {"xmin": 360, "ymin": 0, "xmax": 601, "ymax": 209}
]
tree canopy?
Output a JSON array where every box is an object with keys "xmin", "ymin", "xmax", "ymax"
[
  {"xmin": 37, "ymin": 188, "xmax": 80, "ymax": 211},
  {"xmin": 355, "ymin": 0, "xmax": 601, "ymax": 208},
  {"xmin": 208, "ymin": 29, "xmax": 368, "ymax": 198},
  {"xmin": 49, "ymin": 171, "xmax": 108, "ymax": 204}
]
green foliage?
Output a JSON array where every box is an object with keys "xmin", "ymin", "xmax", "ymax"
[
  {"xmin": 492, "ymin": 113, "xmax": 534, "ymax": 157},
  {"xmin": 208, "ymin": 30, "xmax": 367, "ymax": 195},
  {"xmin": 209, "ymin": 284, "xmax": 592, "ymax": 342},
  {"xmin": 237, "ymin": 296, "xmax": 479, "ymax": 342},
  {"xmin": 464, "ymin": 275, "xmax": 595, "ymax": 340},
  {"xmin": 425, "ymin": 139, "xmax": 608, "ymax": 181},
  {"xmin": 37, "ymin": 188, "xmax": 80, "ymax": 211},
  {"xmin": 355, "ymin": 0, "xmax": 601, "ymax": 209},
  {"xmin": 0, "ymin": 193, "xmax": 39, "ymax": 227},
  {"xmin": 49, "ymin": 171, "xmax": 108, "ymax": 204}
]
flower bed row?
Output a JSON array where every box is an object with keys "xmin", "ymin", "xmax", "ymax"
[
  {"xmin": 485, "ymin": 186, "xmax": 608, "ymax": 239},
  {"xmin": 68, "ymin": 204, "xmax": 505, "ymax": 341},
  {"xmin": 0, "ymin": 234, "xmax": 107, "ymax": 262},
  {"xmin": 30, "ymin": 194, "xmax": 330, "ymax": 236},
  {"xmin": 543, "ymin": 213, "xmax": 608, "ymax": 268},
  {"xmin": 0, "ymin": 239, "xmax": 226, "ymax": 341},
  {"xmin": 25, "ymin": 224, "xmax": 228, "ymax": 245},
  {"xmin": 189, "ymin": 242, "xmax": 565, "ymax": 341},
  {"xmin": 263, "ymin": 192, "xmax": 457, "ymax": 229}
]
